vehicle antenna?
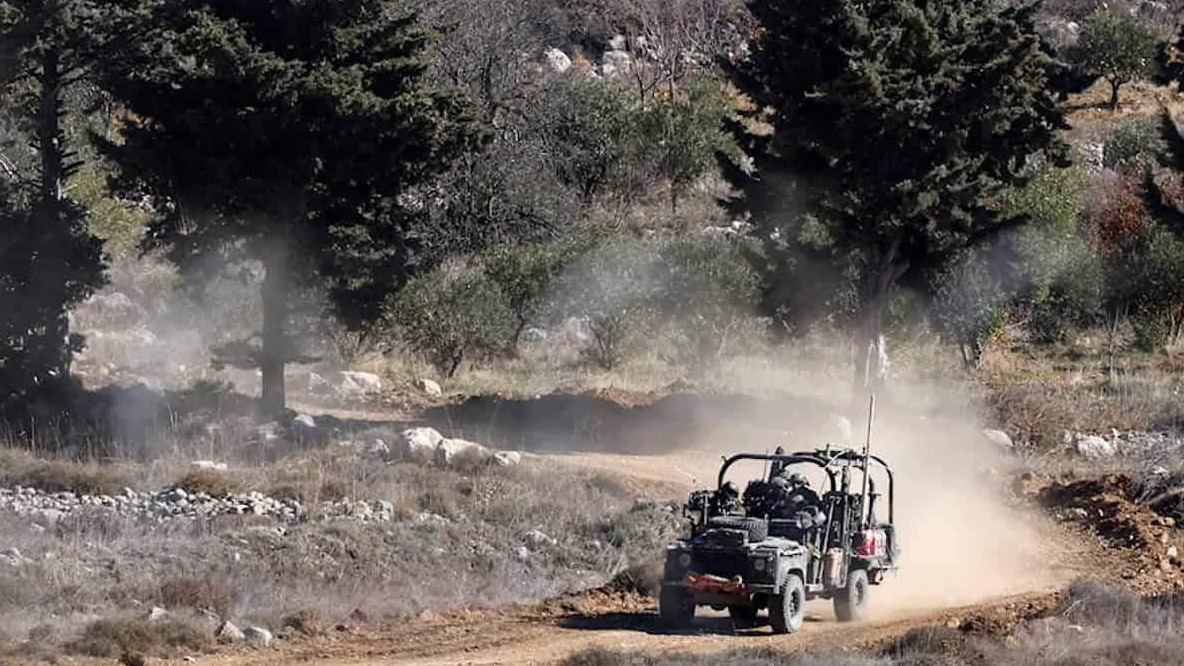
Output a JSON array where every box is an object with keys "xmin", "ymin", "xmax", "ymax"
[{"xmin": 860, "ymin": 394, "xmax": 875, "ymax": 529}]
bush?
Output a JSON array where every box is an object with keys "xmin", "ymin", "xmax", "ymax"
[
  {"xmin": 389, "ymin": 260, "xmax": 515, "ymax": 377},
  {"xmin": 70, "ymin": 617, "xmax": 209, "ymax": 658},
  {"xmin": 549, "ymin": 237, "xmax": 663, "ymax": 369},
  {"xmin": 650, "ymin": 237, "xmax": 764, "ymax": 370},
  {"xmin": 176, "ymin": 468, "xmax": 245, "ymax": 498},
  {"xmin": 157, "ymin": 577, "xmax": 238, "ymax": 616},
  {"xmin": 1105, "ymin": 116, "xmax": 1167, "ymax": 175}
]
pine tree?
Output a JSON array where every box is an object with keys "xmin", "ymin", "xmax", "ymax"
[
  {"xmin": 722, "ymin": 0, "xmax": 1068, "ymax": 395},
  {"xmin": 98, "ymin": 0, "xmax": 475, "ymax": 418},
  {"xmin": 0, "ymin": 0, "xmax": 106, "ymax": 415}
]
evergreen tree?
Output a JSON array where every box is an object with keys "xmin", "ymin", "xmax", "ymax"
[
  {"xmin": 0, "ymin": 0, "xmax": 106, "ymax": 415},
  {"xmin": 722, "ymin": 0, "xmax": 1068, "ymax": 394},
  {"xmin": 98, "ymin": 0, "xmax": 475, "ymax": 418}
]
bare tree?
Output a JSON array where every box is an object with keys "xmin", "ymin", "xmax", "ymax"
[{"xmin": 614, "ymin": 0, "xmax": 748, "ymax": 99}]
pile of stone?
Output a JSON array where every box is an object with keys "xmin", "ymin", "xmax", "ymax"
[
  {"xmin": 1063, "ymin": 430, "xmax": 1184, "ymax": 460},
  {"xmin": 0, "ymin": 483, "xmax": 401, "ymax": 527}
]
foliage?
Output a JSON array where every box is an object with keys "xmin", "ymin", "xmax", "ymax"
[
  {"xmin": 388, "ymin": 261, "xmax": 514, "ymax": 378},
  {"xmin": 1104, "ymin": 116, "xmax": 1168, "ymax": 175},
  {"xmin": 530, "ymin": 80, "xmax": 643, "ymax": 202},
  {"xmin": 649, "ymin": 237, "xmax": 763, "ymax": 369},
  {"xmin": 724, "ymin": 0, "xmax": 1068, "ymax": 388},
  {"xmin": 420, "ymin": 134, "xmax": 571, "ymax": 261},
  {"xmin": 97, "ymin": 0, "xmax": 475, "ymax": 415},
  {"xmin": 550, "ymin": 237, "xmax": 661, "ymax": 369},
  {"xmin": 1069, "ymin": 7, "xmax": 1160, "ymax": 109},
  {"xmin": 0, "ymin": 0, "xmax": 107, "ymax": 416},
  {"xmin": 482, "ymin": 239, "xmax": 587, "ymax": 348},
  {"xmin": 638, "ymin": 76, "xmax": 732, "ymax": 211}
]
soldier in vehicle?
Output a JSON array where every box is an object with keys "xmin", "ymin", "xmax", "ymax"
[
  {"xmin": 774, "ymin": 472, "xmax": 826, "ymax": 527},
  {"xmin": 709, "ymin": 481, "xmax": 741, "ymax": 516}
]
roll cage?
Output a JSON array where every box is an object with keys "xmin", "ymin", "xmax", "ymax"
[{"xmin": 716, "ymin": 448, "xmax": 895, "ymax": 526}]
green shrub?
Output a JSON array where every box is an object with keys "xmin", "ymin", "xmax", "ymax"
[{"xmin": 389, "ymin": 261, "xmax": 514, "ymax": 377}]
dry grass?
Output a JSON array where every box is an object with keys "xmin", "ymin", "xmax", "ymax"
[
  {"xmin": 978, "ymin": 344, "xmax": 1184, "ymax": 448},
  {"xmin": 0, "ymin": 447, "xmax": 682, "ymax": 660},
  {"xmin": 68, "ymin": 616, "xmax": 210, "ymax": 659},
  {"xmin": 0, "ymin": 448, "xmax": 137, "ymax": 495}
]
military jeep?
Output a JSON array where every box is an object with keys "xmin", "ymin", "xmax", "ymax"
[{"xmin": 659, "ymin": 446, "xmax": 898, "ymax": 633}]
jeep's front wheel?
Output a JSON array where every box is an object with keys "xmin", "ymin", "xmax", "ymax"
[
  {"xmin": 769, "ymin": 574, "xmax": 805, "ymax": 634},
  {"xmin": 659, "ymin": 586, "xmax": 694, "ymax": 630},
  {"xmin": 834, "ymin": 568, "xmax": 868, "ymax": 622}
]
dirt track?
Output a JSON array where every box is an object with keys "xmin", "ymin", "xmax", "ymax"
[
  {"xmin": 194, "ymin": 590, "xmax": 1063, "ymax": 666},
  {"xmin": 182, "ymin": 444, "xmax": 1138, "ymax": 666}
]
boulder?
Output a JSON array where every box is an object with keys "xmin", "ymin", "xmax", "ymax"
[
  {"xmin": 1076, "ymin": 435, "xmax": 1116, "ymax": 459},
  {"xmin": 399, "ymin": 427, "xmax": 443, "ymax": 460},
  {"xmin": 191, "ymin": 460, "xmax": 228, "ymax": 472},
  {"xmin": 418, "ymin": 378, "xmax": 443, "ymax": 397},
  {"xmin": 291, "ymin": 414, "xmax": 318, "ymax": 442},
  {"xmin": 332, "ymin": 371, "xmax": 383, "ymax": 398},
  {"xmin": 435, "ymin": 438, "xmax": 491, "ymax": 466},
  {"xmin": 147, "ymin": 606, "xmax": 169, "ymax": 621},
  {"xmin": 492, "ymin": 451, "xmax": 522, "ymax": 468},
  {"xmin": 243, "ymin": 626, "xmax": 273, "ymax": 647},
  {"xmin": 982, "ymin": 429, "xmax": 1014, "ymax": 452},
  {"xmin": 544, "ymin": 48, "xmax": 572, "ymax": 73},
  {"xmin": 216, "ymin": 621, "xmax": 245, "ymax": 642},
  {"xmin": 601, "ymin": 50, "xmax": 632, "ymax": 77}
]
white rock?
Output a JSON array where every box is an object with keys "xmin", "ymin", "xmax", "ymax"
[
  {"xmin": 436, "ymin": 438, "xmax": 491, "ymax": 466},
  {"xmin": 399, "ymin": 427, "xmax": 443, "ymax": 460},
  {"xmin": 332, "ymin": 371, "xmax": 383, "ymax": 397},
  {"xmin": 544, "ymin": 47, "xmax": 572, "ymax": 73},
  {"xmin": 492, "ymin": 451, "xmax": 522, "ymax": 467},
  {"xmin": 147, "ymin": 606, "xmax": 169, "ymax": 621},
  {"xmin": 609, "ymin": 34, "xmax": 627, "ymax": 51},
  {"xmin": 601, "ymin": 50, "xmax": 632, "ymax": 77},
  {"xmin": 982, "ymin": 429, "xmax": 1014, "ymax": 452},
  {"xmin": 216, "ymin": 621, "xmax": 245, "ymax": 642},
  {"xmin": 523, "ymin": 529, "xmax": 557, "ymax": 549},
  {"xmin": 1076, "ymin": 435, "xmax": 1116, "ymax": 459},
  {"xmin": 246, "ymin": 620, "xmax": 273, "ymax": 644},
  {"xmin": 418, "ymin": 378, "xmax": 443, "ymax": 397},
  {"xmin": 1169, "ymin": 546, "xmax": 1179, "ymax": 559}
]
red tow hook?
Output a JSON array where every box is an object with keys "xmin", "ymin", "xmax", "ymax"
[{"xmin": 684, "ymin": 573, "xmax": 748, "ymax": 595}]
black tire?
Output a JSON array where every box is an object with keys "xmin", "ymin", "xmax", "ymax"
[
  {"xmin": 834, "ymin": 568, "xmax": 869, "ymax": 622},
  {"xmin": 769, "ymin": 574, "xmax": 805, "ymax": 634},
  {"xmin": 706, "ymin": 516, "xmax": 769, "ymax": 542},
  {"xmin": 728, "ymin": 604, "xmax": 758, "ymax": 629},
  {"xmin": 659, "ymin": 586, "xmax": 695, "ymax": 630}
]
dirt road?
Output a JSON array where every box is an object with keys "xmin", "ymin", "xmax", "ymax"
[{"xmin": 196, "ymin": 588, "xmax": 1064, "ymax": 666}]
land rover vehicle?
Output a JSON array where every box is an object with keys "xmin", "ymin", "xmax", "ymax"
[{"xmin": 659, "ymin": 439, "xmax": 898, "ymax": 633}]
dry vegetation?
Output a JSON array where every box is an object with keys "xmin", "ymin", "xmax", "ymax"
[{"xmin": 0, "ymin": 444, "xmax": 682, "ymax": 659}]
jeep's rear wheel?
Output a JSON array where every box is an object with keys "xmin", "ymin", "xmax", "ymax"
[
  {"xmin": 769, "ymin": 574, "xmax": 805, "ymax": 634},
  {"xmin": 659, "ymin": 586, "xmax": 694, "ymax": 630},
  {"xmin": 834, "ymin": 568, "xmax": 869, "ymax": 622},
  {"xmin": 728, "ymin": 604, "xmax": 758, "ymax": 628}
]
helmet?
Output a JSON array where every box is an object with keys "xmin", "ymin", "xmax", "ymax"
[
  {"xmin": 721, "ymin": 481, "xmax": 740, "ymax": 497},
  {"xmin": 771, "ymin": 476, "xmax": 789, "ymax": 489},
  {"xmin": 786, "ymin": 473, "xmax": 809, "ymax": 488}
]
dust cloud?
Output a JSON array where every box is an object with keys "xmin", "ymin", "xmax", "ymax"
[{"xmin": 612, "ymin": 373, "xmax": 1065, "ymax": 620}]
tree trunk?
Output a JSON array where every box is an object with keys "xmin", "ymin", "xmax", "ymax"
[
  {"xmin": 260, "ymin": 246, "xmax": 289, "ymax": 420},
  {"xmin": 1109, "ymin": 79, "xmax": 1121, "ymax": 111},
  {"xmin": 38, "ymin": 50, "xmax": 63, "ymax": 205}
]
